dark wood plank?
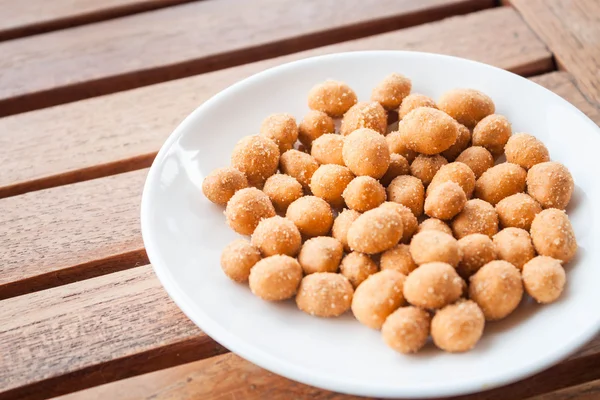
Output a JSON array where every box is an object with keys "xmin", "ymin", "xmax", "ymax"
[
  {"xmin": 0, "ymin": 169, "xmax": 148, "ymax": 299},
  {"xmin": 511, "ymin": 0, "xmax": 600, "ymax": 105},
  {"xmin": 0, "ymin": 0, "xmax": 195, "ymax": 41},
  {"xmin": 0, "ymin": 265, "xmax": 226, "ymax": 400},
  {"xmin": 0, "ymin": 6, "xmax": 553, "ymax": 199},
  {"xmin": 0, "ymin": 0, "xmax": 494, "ymax": 117},
  {"xmin": 53, "ymin": 350, "xmax": 600, "ymax": 400},
  {"xmin": 529, "ymin": 379, "xmax": 600, "ymax": 400}
]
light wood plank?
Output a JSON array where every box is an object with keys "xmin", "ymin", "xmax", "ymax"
[
  {"xmin": 0, "ymin": 265, "xmax": 225, "ymax": 400},
  {"xmin": 0, "ymin": 0, "xmax": 194, "ymax": 41},
  {"xmin": 511, "ymin": 0, "xmax": 600, "ymax": 105},
  {"xmin": 0, "ymin": 0, "xmax": 493, "ymax": 117},
  {"xmin": 0, "ymin": 6, "xmax": 552, "ymax": 198},
  {"xmin": 53, "ymin": 350, "xmax": 600, "ymax": 400},
  {"xmin": 0, "ymin": 169, "xmax": 148, "ymax": 299}
]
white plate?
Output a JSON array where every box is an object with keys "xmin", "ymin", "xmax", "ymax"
[{"xmin": 141, "ymin": 51, "xmax": 600, "ymax": 398}]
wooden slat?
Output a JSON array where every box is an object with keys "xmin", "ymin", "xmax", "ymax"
[
  {"xmin": 529, "ymin": 379, "xmax": 600, "ymax": 400},
  {"xmin": 0, "ymin": 0, "xmax": 494, "ymax": 117},
  {"xmin": 0, "ymin": 265, "xmax": 225, "ymax": 400},
  {"xmin": 0, "ymin": 6, "xmax": 553, "ymax": 198},
  {"xmin": 52, "ymin": 350, "xmax": 600, "ymax": 400},
  {"xmin": 0, "ymin": 169, "xmax": 148, "ymax": 299},
  {"xmin": 0, "ymin": 0, "xmax": 195, "ymax": 41},
  {"xmin": 511, "ymin": 0, "xmax": 600, "ymax": 105}
]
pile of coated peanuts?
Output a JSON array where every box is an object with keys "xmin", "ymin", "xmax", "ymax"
[{"xmin": 202, "ymin": 73, "xmax": 577, "ymax": 354}]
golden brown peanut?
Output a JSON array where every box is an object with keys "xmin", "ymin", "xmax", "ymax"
[
  {"xmin": 438, "ymin": 88, "xmax": 495, "ymax": 129},
  {"xmin": 342, "ymin": 176, "xmax": 386, "ymax": 212},
  {"xmin": 474, "ymin": 163, "xmax": 527, "ymax": 205},
  {"xmin": 495, "ymin": 193, "xmax": 542, "ymax": 231},
  {"xmin": 398, "ymin": 107, "xmax": 459, "ymax": 155},
  {"xmin": 279, "ymin": 149, "xmax": 319, "ymax": 188},
  {"xmin": 410, "ymin": 154, "xmax": 448, "ymax": 186},
  {"xmin": 262, "ymin": 174, "xmax": 303, "ymax": 213},
  {"xmin": 469, "ymin": 260, "xmax": 523, "ymax": 321},
  {"xmin": 410, "ymin": 230, "xmax": 462, "ymax": 267},
  {"xmin": 505, "ymin": 133, "xmax": 550, "ymax": 169},
  {"xmin": 371, "ymin": 73, "xmax": 412, "ymax": 110},
  {"xmin": 220, "ymin": 239, "xmax": 262, "ymax": 283},
  {"xmin": 296, "ymin": 273, "xmax": 354, "ymax": 317},
  {"xmin": 259, "ymin": 113, "xmax": 298, "ymax": 153},
  {"xmin": 380, "ymin": 153, "xmax": 410, "ymax": 186},
  {"xmin": 527, "ymin": 162, "xmax": 574, "ymax": 209},
  {"xmin": 455, "ymin": 146, "xmax": 494, "ymax": 179},
  {"xmin": 386, "ymin": 130, "xmax": 418, "ymax": 162},
  {"xmin": 340, "ymin": 101, "xmax": 387, "ymax": 135},
  {"xmin": 311, "ymin": 134, "xmax": 345, "ymax": 165},
  {"xmin": 457, "ymin": 234, "xmax": 496, "ymax": 279},
  {"xmin": 424, "ymin": 181, "xmax": 467, "ymax": 220},
  {"xmin": 286, "ymin": 196, "xmax": 333, "ymax": 238},
  {"xmin": 472, "ymin": 114, "xmax": 511, "ymax": 157},
  {"xmin": 231, "ymin": 135, "xmax": 280, "ymax": 187},
  {"xmin": 427, "ymin": 162, "xmax": 476, "ymax": 199},
  {"xmin": 298, "ymin": 110, "xmax": 335, "ymax": 147},
  {"xmin": 417, "ymin": 218, "xmax": 453, "ymax": 236},
  {"xmin": 452, "ymin": 199, "xmax": 499, "ymax": 239},
  {"xmin": 308, "ymin": 80, "xmax": 357, "ymax": 117},
  {"xmin": 351, "ymin": 270, "xmax": 406, "ymax": 329},
  {"xmin": 249, "ymin": 255, "xmax": 303, "ymax": 301},
  {"xmin": 441, "ymin": 123, "xmax": 471, "ymax": 161},
  {"xmin": 431, "ymin": 300, "xmax": 485, "ymax": 353},
  {"xmin": 202, "ymin": 167, "xmax": 248, "ymax": 205},
  {"xmin": 404, "ymin": 262, "xmax": 463, "ymax": 309},
  {"xmin": 298, "ymin": 237, "xmax": 344, "ymax": 274},
  {"xmin": 340, "ymin": 252, "xmax": 378, "ymax": 288},
  {"xmin": 379, "ymin": 202, "xmax": 418, "ymax": 243},
  {"xmin": 332, "ymin": 209, "xmax": 361, "ymax": 252},
  {"xmin": 530, "ymin": 209, "xmax": 577, "ymax": 263},
  {"xmin": 342, "ymin": 128, "xmax": 390, "ymax": 179},
  {"xmin": 387, "ymin": 175, "xmax": 425, "ymax": 217},
  {"xmin": 398, "ymin": 93, "xmax": 437, "ymax": 120},
  {"xmin": 493, "ymin": 228, "xmax": 535, "ymax": 269},
  {"xmin": 380, "ymin": 244, "xmax": 418, "ymax": 275},
  {"xmin": 522, "ymin": 256, "xmax": 566, "ymax": 304},
  {"xmin": 382, "ymin": 307, "xmax": 430, "ymax": 354},
  {"xmin": 251, "ymin": 216, "xmax": 302, "ymax": 257},
  {"xmin": 347, "ymin": 207, "xmax": 403, "ymax": 254},
  {"xmin": 225, "ymin": 187, "xmax": 276, "ymax": 235},
  {"xmin": 310, "ymin": 164, "xmax": 355, "ymax": 208}
]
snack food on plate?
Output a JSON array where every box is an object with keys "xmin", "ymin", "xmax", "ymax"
[{"xmin": 203, "ymin": 75, "xmax": 578, "ymax": 355}]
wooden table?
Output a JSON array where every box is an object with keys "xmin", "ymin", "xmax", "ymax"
[{"xmin": 1, "ymin": 0, "xmax": 599, "ymax": 399}]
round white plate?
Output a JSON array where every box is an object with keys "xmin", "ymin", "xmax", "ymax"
[{"xmin": 141, "ymin": 51, "xmax": 600, "ymax": 398}]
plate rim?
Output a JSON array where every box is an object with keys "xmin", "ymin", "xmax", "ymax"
[{"xmin": 141, "ymin": 50, "xmax": 600, "ymax": 398}]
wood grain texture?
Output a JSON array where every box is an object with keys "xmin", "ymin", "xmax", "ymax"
[
  {"xmin": 53, "ymin": 351, "xmax": 600, "ymax": 400},
  {"xmin": 511, "ymin": 0, "xmax": 600, "ymax": 105},
  {"xmin": 0, "ymin": 0, "xmax": 195, "ymax": 41},
  {"xmin": 0, "ymin": 169, "xmax": 149, "ymax": 299},
  {"xmin": 0, "ymin": 6, "xmax": 553, "ymax": 198},
  {"xmin": 0, "ymin": 265, "xmax": 225, "ymax": 400},
  {"xmin": 0, "ymin": 0, "xmax": 494, "ymax": 117}
]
